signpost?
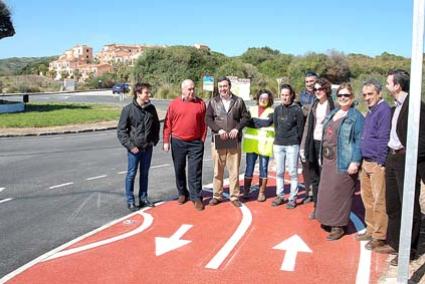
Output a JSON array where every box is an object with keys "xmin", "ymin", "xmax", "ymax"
[{"xmin": 203, "ymin": 75, "xmax": 214, "ymax": 92}]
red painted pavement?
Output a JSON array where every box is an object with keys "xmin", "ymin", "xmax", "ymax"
[{"xmin": 4, "ymin": 169, "xmax": 387, "ymax": 284}]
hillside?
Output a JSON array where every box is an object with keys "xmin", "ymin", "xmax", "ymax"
[{"xmin": 0, "ymin": 56, "xmax": 57, "ymax": 76}]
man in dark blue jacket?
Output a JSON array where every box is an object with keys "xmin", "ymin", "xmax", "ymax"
[
  {"xmin": 117, "ymin": 83, "xmax": 160, "ymax": 211},
  {"xmin": 357, "ymin": 79, "xmax": 391, "ymax": 251}
]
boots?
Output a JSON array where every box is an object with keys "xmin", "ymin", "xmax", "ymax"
[
  {"xmin": 257, "ymin": 178, "xmax": 268, "ymax": 202},
  {"xmin": 242, "ymin": 177, "xmax": 252, "ymax": 199},
  {"xmin": 326, "ymin": 226, "xmax": 345, "ymax": 241}
]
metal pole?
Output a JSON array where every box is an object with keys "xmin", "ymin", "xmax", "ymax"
[{"xmin": 398, "ymin": 0, "xmax": 425, "ymax": 282}]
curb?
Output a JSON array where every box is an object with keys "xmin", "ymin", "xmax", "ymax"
[{"xmin": 0, "ymin": 119, "xmax": 165, "ymax": 138}]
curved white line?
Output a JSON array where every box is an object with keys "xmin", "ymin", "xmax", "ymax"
[
  {"xmin": 0, "ymin": 205, "xmax": 162, "ymax": 283},
  {"xmin": 44, "ymin": 211, "xmax": 153, "ymax": 261},
  {"xmin": 350, "ymin": 212, "xmax": 371, "ymax": 284},
  {"xmin": 202, "ymin": 182, "xmax": 253, "ymax": 270},
  {"xmin": 0, "ymin": 198, "xmax": 13, "ymax": 204}
]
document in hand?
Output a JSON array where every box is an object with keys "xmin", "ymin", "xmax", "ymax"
[{"xmin": 214, "ymin": 134, "xmax": 238, "ymax": 150}]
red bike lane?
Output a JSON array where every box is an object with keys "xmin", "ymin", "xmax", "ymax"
[{"xmin": 3, "ymin": 170, "xmax": 387, "ymax": 284}]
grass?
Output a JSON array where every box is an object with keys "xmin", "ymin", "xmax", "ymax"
[{"xmin": 0, "ymin": 103, "xmax": 121, "ymax": 128}]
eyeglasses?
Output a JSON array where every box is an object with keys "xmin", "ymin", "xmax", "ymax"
[
  {"xmin": 337, "ymin": 93, "xmax": 352, "ymax": 98},
  {"xmin": 313, "ymin": 87, "xmax": 324, "ymax": 92}
]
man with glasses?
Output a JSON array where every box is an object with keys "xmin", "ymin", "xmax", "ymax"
[
  {"xmin": 356, "ymin": 79, "xmax": 391, "ymax": 251},
  {"xmin": 298, "ymin": 71, "xmax": 318, "ymax": 204}
]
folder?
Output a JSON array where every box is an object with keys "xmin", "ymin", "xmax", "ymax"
[{"xmin": 214, "ymin": 134, "xmax": 238, "ymax": 150}]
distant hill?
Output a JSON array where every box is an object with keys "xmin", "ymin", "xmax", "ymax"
[{"xmin": 0, "ymin": 56, "xmax": 58, "ymax": 76}]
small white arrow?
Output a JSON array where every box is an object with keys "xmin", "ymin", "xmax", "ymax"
[
  {"xmin": 155, "ymin": 224, "xmax": 193, "ymax": 256},
  {"xmin": 273, "ymin": 234, "xmax": 312, "ymax": 271}
]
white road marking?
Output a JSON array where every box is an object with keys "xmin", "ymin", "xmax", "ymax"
[
  {"xmin": 48, "ymin": 182, "xmax": 74, "ymax": 190},
  {"xmin": 150, "ymin": 164, "xmax": 170, "ymax": 169},
  {"xmin": 0, "ymin": 187, "xmax": 5, "ymax": 193},
  {"xmin": 202, "ymin": 180, "xmax": 253, "ymax": 270},
  {"xmin": 86, "ymin": 175, "xmax": 107, "ymax": 181},
  {"xmin": 0, "ymin": 204, "xmax": 163, "ymax": 283},
  {"xmin": 350, "ymin": 212, "xmax": 371, "ymax": 284},
  {"xmin": 155, "ymin": 224, "xmax": 193, "ymax": 256},
  {"xmin": 0, "ymin": 198, "xmax": 13, "ymax": 204},
  {"xmin": 273, "ymin": 234, "xmax": 312, "ymax": 271},
  {"xmin": 46, "ymin": 210, "xmax": 154, "ymax": 261},
  {"xmin": 117, "ymin": 171, "xmax": 127, "ymax": 175}
]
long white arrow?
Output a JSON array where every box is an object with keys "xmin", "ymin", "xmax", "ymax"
[
  {"xmin": 155, "ymin": 224, "xmax": 193, "ymax": 256},
  {"xmin": 273, "ymin": 234, "xmax": 312, "ymax": 271}
]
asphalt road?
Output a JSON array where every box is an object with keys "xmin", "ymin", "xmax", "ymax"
[
  {"xmin": 0, "ymin": 127, "xmax": 244, "ymax": 277},
  {"xmin": 3, "ymin": 90, "xmax": 169, "ymax": 107}
]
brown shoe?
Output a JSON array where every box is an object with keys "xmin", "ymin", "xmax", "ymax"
[
  {"xmin": 231, "ymin": 200, "xmax": 242, "ymax": 207},
  {"xmin": 271, "ymin": 196, "xmax": 285, "ymax": 207},
  {"xmin": 177, "ymin": 195, "xmax": 187, "ymax": 205},
  {"xmin": 209, "ymin": 198, "xmax": 220, "ymax": 206},
  {"xmin": 193, "ymin": 199, "xmax": 204, "ymax": 211},
  {"xmin": 355, "ymin": 232, "xmax": 372, "ymax": 241},
  {"xmin": 326, "ymin": 227, "xmax": 345, "ymax": 241},
  {"xmin": 374, "ymin": 244, "xmax": 397, "ymax": 255},
  {"xmin": 365, "ymin": 239, "xmax": 385, "ymax": 250}
]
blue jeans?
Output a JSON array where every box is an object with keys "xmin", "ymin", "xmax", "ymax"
[
  {"xmin": 125, "ymin": 146, "xmax": 153, "ymax": 205},
  {"xmin": 273, "ymin": 144, "xmax": 299, "ymax": 202},
  {"xmin": 245, "ymin": 152, "xmax": 270, "ymax": 179}
]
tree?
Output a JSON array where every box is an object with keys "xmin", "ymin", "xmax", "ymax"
[
  {"xmin": 0, "ymin": 0, "xmax": 15, "ymax": 39},
  {"xmin": 133, "ymin": 46, "xmax": 224, "ymax": 95},
  {"xmin": 322, "ymin": 50, "xmax": 351, "ymax": 84}
]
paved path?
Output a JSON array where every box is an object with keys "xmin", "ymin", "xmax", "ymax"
[{"xmin": 1, "ymin": 165, "xmax": 389, "ymax": 283}]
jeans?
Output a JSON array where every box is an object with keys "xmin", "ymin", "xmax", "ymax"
[
  {"xmin": 245, "ymin": 152, "xmax": 270, "ymax": 179},
  {"xmin": 125, "ymin": 146, "xmax": 153, "ymax": 205},
  {"xmin": 171, "ymin": 137, "xmax": 204, "ymax": 201},
  {"xmin": 273, "ymin": 144, "xmax": 299, "ymax": 201}
]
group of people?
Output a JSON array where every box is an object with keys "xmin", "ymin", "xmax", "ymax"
[{"xmin": 117, "ymin": 69, "xmax": 425, "ymax": 266}]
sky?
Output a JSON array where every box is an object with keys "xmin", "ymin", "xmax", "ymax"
[{"xmin": 0, "ymin": 0, "xmax": 416, "ymax": 59}]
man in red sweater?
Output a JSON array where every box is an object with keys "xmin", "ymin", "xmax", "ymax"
[{"xmin": 163, "ymin": 79, "xmax": 207, "ymax": 211}]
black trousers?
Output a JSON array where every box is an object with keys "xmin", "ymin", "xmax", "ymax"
[
  {"xmin": 303, "ymin": 140, "xmax": 322, "ymax": 205},
  {"xmin": 385, "ymin": 152, "xmax": 422, "ymax": 252},
  {"xmin": 171, "ymin": 137, "xmax": 204, "ymax": 201}
]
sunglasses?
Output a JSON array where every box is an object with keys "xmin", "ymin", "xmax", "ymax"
[
  {"xmin": 313, "ymin": 87, "xmax": 324, "ymax": 92},
  {"xmin": 337, "ymin": 93, "xmax": 352, "ymax": 98}
]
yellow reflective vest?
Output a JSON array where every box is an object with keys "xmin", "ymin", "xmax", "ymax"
[{"xmin": 242, "ymin": 106, "xmax": 275, "ymax": 157}]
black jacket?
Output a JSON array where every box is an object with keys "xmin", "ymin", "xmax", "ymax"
[
  {"xmin": 395, "ymin": 96, "xmax": 425, "ymax": 181},
  {"xmin": 302, "ymin": 97, "xmax": 335, "ymax": 163},
  {"xmin": 117, "ymin": 100, "xmax": 160, "ymax": 151},
  {"xmin": 273, "ymin": 103, "xmax": 305, "ymax": 146}
]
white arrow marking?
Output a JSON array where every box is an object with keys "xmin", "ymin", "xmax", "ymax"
[
  {"xmin": 0, "ymin": 187, "xmax": 5, "ymax": 193},
  {"xmin": 155, "ymin": 224, "xmax": 192, "ymax": 256},
  {"xmin": 273, "ymin": 234, "xmax": 312, "ymax": 271}
]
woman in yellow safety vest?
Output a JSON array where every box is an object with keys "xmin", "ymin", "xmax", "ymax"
[{"xmin": 242, "ymin": 89, "xmax": 275, "ymax": 201}]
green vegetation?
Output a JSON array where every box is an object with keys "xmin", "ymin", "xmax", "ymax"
[
  {"xmin": 131, "ymin": 46, "xmax": 416, "ymax": 100},
  {"xmin": 0, "ymin": 56, "xmax": 57, "ymax": 76},
  {"xmin": 0, "ymin": 75, "xmax": 62, "ymax": 93},
  {"xmin": 0, "ymin": 103, "xmax": 120, "ymax": 128},
  {"xmin": 1, "ymin": 46, "xmax": 421, "ymax": 102}
]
